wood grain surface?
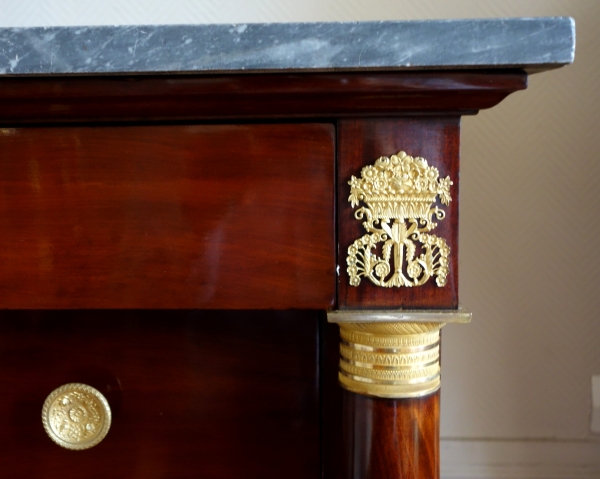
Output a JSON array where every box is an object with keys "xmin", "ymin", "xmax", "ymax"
[
  {"xmin": 0, "ymin": 123, "xmax": 335, "ymax": 309},
  {"xmin": 337, "ymin": 117, "xmax": 460, "ymax": 309},
  {"xmin": 341, "ymin": 391, "xmax": 440, "ymax": 479},
  {"xmin": 0, "ymin": 71, "xmax": 526, "ymax": 124},
  {"xmin": 321, "ymin": 320, "xmax": 348, "ymax": 479},
  {"xmin": 0, "ymin": 310, "xmax": 320, "ymax": 479}
]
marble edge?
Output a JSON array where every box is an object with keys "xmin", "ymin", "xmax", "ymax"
[{"xmin": 0, "ymin": 17, "xmax": 574, "ymax": 76}]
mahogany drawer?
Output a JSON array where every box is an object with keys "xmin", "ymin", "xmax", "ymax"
[
  {"xmin": 0, "ymin": 310, "xmax": 320, "ymax": 478},
  {"xmin": 0, "ymin": 123, "xmax": 335, "ymax": 309}
]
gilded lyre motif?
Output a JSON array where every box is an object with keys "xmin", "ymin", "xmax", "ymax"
[{"xmin": 347, "ymin": 151, "xmax": 452, "ymax": 288}]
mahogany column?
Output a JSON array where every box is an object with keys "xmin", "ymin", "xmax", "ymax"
[
  {"xmin": 343, "ymin": 391, "xmax": 440, "ymax": 478},
  {"xmin": 328, "ymin": 116, "xmax": 473, "ymax": 479}
]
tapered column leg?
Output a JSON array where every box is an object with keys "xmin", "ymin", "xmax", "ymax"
[
  {"xmin": 327, "ymin": 310, "xmax": 469, "ymax": 479},
  {"xmin": 333, "ymin": 118, "xmax": 469, "ymax": 477},
  {"xmin": 343, "ymin": 390, "xmax": 439, "ymax": 479}
]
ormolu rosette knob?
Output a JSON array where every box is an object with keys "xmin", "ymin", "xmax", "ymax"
[{"xmin": 42, "ymin": 383, "xmax": 112, "ymax": 450}]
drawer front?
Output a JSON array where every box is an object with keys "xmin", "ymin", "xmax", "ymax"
[
  {"xmin": 0, "ymin": 311, "xmax": 320, "ymax": 478},
  {"xmin": 0, "ymin": 124, "xmax": 334, "ymax": 309}
]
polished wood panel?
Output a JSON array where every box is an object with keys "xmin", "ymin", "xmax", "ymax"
[
  {"xmin": 0, "ymin": 310, "xmax": 320, "ymax": 479},
  {"xmin": 321, "ymin": 319, "xmax": 348, "ymax": 479},
  {"xmin": 0, "ymin": 71, "xmax": 526, "ymax": 124},
  {"xmin": 341, "ymin": 392, "xmax": 440, "ymax": 479},
  {"xmin": 0, "ymin": 123, "xmax": 335, "ymax": 309},
  {"xmin": 337, "ymin": 118, "xmax": 459, "ymax": 309}
]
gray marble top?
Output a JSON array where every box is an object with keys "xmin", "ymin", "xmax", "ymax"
[{"xmin": 0, "ymin": 18, "xmax": 574, "ymax": 76}]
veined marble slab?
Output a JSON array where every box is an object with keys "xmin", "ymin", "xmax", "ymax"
[{"xmin": 0, "ymin": 18, "xmax": 574, "ymax": 76}]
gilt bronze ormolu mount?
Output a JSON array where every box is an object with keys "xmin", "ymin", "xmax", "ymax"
[{"xmin": 347, "ymin": 151, "xmax": 452, "ymax": 289}]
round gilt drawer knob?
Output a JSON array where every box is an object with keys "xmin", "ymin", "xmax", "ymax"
[{"xmin": 42, "ymin": 383, "xmax": 112, "ymax": 450}]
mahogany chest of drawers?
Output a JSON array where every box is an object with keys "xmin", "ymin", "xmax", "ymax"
[{"xmin": 0, "ymin": 19, "xmax": 574, "ymax": 479}]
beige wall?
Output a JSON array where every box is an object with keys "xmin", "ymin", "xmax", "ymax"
[
  {"xmin": 445, "ymin": 1, "xmax": 600, "ymax": 439},
  {"xmin": 3, "ymin": 0, "xmax": 599, "ymax": 476}
]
